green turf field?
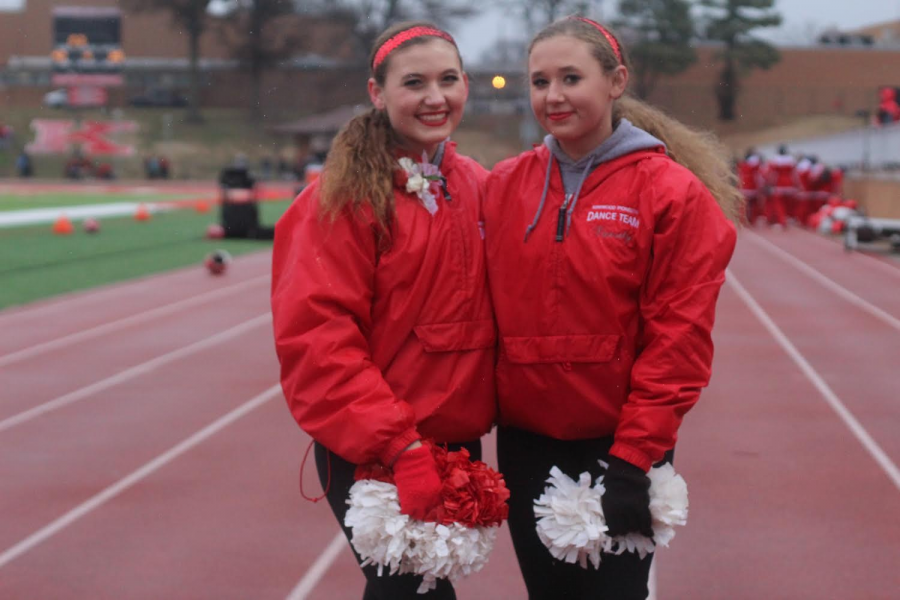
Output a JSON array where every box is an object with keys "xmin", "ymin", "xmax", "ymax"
[
  {"xmin": 0, "ymin": 192, "xmax": 203, "ymax": 212},
  {"xmin": 0, "ymin": 200, "xmax": 291, "ymax": 310}
]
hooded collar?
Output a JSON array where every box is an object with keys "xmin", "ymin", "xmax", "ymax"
[
  {"xmin": 523, "ymin": 120, "xmax": 664, "ymax": 242},
  {"xmin": 544, "ymin": 118, "xmax": 664, "ymax": 195}
]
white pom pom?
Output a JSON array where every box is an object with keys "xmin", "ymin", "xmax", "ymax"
[
  {"xmin": 534, "ymin": 467, "xmax": 608, "ymax": 568},
  {"xmin": 345, "ymin": 480, "xmax": 499, "ymax": 594},
  {"xmin": 534, "ymin": 463, "xmax": 689, "ymax": 567}
]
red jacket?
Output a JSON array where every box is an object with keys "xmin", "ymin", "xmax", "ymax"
[
  {"xmin": 766, "ymin": 154, "xmax": 798, "ymax": 192},
  {"xmin": 484, "ymin": 145, "xmax": 736, "ymax": 471},
  {"xmin": 272, "ymin": 143, "xmax": 496, "ymax": 466},
  {"xmin": 737, "ymin": 155, "xmax": 762, "ymax": 193}
]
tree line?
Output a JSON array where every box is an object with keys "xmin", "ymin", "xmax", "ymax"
[{"xmin": 123, "ymin": 0, "xmax": 782, "ymax": 123}]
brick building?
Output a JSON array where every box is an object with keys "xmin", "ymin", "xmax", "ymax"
[
  {"xmin": 647, "ymin": 43, "xmax": 900, "ymax": 131},
  {"xmin": 0, "ymin": 0, "xmax": 364, "ymax": 117},
  {"xmin": 2, "ymin": 2, "xmax": 900, "ymax": 132}
]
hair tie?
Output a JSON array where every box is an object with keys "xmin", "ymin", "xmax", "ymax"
[
  {"xmin": 573, "ymin": 17, "xmax": 622, "ymax": 64},
  {"xmin": 372, "ymin": 26, "xmax": 456, "ymax": 70}
]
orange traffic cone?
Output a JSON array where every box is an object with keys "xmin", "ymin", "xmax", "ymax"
[
  {"xmin": 134, "ymin": 203, "xmax": 151, "ymax": 222},
  {"xmin": 52, "ymin": 214, "xmax": 74, "ymax": 235},
  {"xmin": 194, "ymin": 200, "xmax": 211, "ymax": 213}
]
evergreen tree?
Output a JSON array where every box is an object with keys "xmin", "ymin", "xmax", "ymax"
[
  {"xmin": 615, "ymin": 0, "xmax": 696, "ymax": 99},
  {"xmin": 699, "ymin": 0, "xmax": 781, "ymax": 121}
]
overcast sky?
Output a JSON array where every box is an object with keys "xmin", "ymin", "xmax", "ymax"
[
  {"xmin": 1, "ymin": 0, "xmax": 897, "ymax": 63},
  {"xmin": 453, "ymin": 0, "xmax": 900, "ymax": 62}
]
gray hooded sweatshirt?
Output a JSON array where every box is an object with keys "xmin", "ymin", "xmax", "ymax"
[{"xmin": 524, "ymin": 118, "xmax": 665, "ymax": 242}]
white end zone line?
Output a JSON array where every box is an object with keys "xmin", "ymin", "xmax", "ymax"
[
  {"xmin": 747, "ymin": 231, "xmax": 900, "ymax": 334},
  {"xmin": 285, "ymin": 532, "xmax": 348, "ymax": 600},
  {"xmin": 0, "ymin": 275, "xmax": 270, "ymax": 368},
  {"xmin": 727, "ymin": 269, "xmax": 900, "ymax": 492},
  {"xmin": 0, "ymin": 314, "xmax": 271, "ymax": 433},
  {"xmin": 0, "ymin": 384, "xmax": 283, "ymax": 569}
]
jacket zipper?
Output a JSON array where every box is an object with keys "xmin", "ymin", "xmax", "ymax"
[
  {"xmin": 440, "ymin": 176, "xmax": 452, "ymax": 203},
  {"xmin": 555, "ymin": 195, "xmax": 570, "ymax": 242},
  {"xmin": 442, "ymin": 175, "xmax": 468, "ymax": 292}
]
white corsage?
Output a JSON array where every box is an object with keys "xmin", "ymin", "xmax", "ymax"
[
  {"xmin": 533, "ymin": 462, "xmax": 688, "ymax": 569},
  {"xmin": 397, "ymin": 154, "xmax": 441, "ymax": 216},
  {"xmin": 345, "ymin": 443, "xmax": 509, "ymax": 594}
]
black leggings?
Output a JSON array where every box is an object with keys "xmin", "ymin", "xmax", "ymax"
[
  {"xmin": 314, "ymin": 440, "xmax": 482, "ymax": 600},
  {"xmin": 497, "ymin": 426, "xmax": 673, "ymax": 600}
]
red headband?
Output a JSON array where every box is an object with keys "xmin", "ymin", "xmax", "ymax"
[
  {"xmin": 573, "ymin": 17, "xmax": 622, "ymax": 64},
  {"xmin": 372, "ymin": 26, "xmax": 457, "ymax": 70}
]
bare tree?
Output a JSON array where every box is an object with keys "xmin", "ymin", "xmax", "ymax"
[
  {"xmin": 498, "ymin": 0, "xmax": 607, "ymax": 35},
  {"xmin": 299, "ymin": 0, "xmax": 482, "ymax": 61},
  {"xmin": 217, "ymin": 0, "xmax": 304, "ymax": 117},
  {"xmin": 121, "ymin": 0, "xmax": 214, "ymax": 123}
]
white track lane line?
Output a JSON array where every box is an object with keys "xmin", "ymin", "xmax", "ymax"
[
  {"xmin": 285, "ymin": 532, "xmax": 349, "ymax": 600},
  {"xmin": 282, "ymin": 522, "xmax": 659, "ymax": 599},
  {"xmin": 648, "ymin": 560, "xmax": 657, "ymax": 600},
  {"xmin": 0, "ymin": 314, "xmax": 270, "ymax": 433},
  {"xmin": 0, "ymin": 250, "xmax": 273, "ymax": 326},
  {"xmin": 0, "ymin": 275, "xmax": 269, "ymax": 368},
  {"xmin": 0, "ymin": 384, "xmax": 282, "ymax": 569},
  {"xmin": 727, "ymin": 270, "xmax": 900, "ymax": 492},
  {"xmin": 793, "ymin": 227, "xmax": 900, "ymax": 281},
  {"xmin": 746, "ymin": 231, "xmax": 900, "ymax": 334}
]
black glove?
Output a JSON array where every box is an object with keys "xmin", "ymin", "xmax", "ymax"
[{"xmin": 601, "ymin": 456, "xmax": 654, "ymax": 539}]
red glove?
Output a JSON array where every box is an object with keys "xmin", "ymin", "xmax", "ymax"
[{"xmin": 392, "ymin": 445, "xmax": 443, "ymax": 521}]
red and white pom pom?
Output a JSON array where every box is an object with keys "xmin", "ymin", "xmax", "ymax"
[
  {"xmin": 345, "ymin": 443, "xmax": 509, "ymax": 594},
  {"xmin": 83, "ymin": 218, "xmax": 100, "ymax": 234},
  {"xmin": 206, "ymin": 223, "xmax": 225, "ymax": 239},
  {"xmin": 534, "ymin": 462, "xmax": 688, "ymax": 568},
  {"xmin": 534, "ymin": 467, "xmax": 607, "ymax": 568},
  {"xmin": 204, "ymin": 249, "xmax": 232, "ymax": 275}
]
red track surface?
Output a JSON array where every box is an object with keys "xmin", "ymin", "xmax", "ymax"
[{"xmin": 1, "ymin": 228, "xmax": 898, "ymax": 599}]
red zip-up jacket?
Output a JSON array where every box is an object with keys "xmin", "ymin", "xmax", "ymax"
[
  {"xmin": 272, "ymin": 143, "xmax": 496, "ymax": 466},
  {"xmin": 484, "ymin": 145, "xmax": 736, "ymax": 471}
]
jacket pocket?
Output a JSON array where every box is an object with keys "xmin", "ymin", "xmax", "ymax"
[
  {"xmin": 414, "ymin": 320, "xmax": 496, "ymax": 352},
  {"xmin": 502, "ymin": 334, "xmax": 620, "ymax": 364}
]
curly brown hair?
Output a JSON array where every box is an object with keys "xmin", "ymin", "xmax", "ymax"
[
  {"xmin": 318, "ymin": 21, "xmax": 463, "ymax": 230},
  {"xmin": 530, "ymin": 18, "xmax": 744, "ymax": 224}
]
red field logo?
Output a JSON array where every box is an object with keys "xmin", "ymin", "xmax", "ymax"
[{"xmin": 26, "ymin": 119, "xmax": 138, "ymax": 156}]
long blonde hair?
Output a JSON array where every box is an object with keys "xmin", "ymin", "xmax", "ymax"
[
  {"xmin": 530, "ymin": 18, "xmax": 744, "ymax": 224},
  {"xmin": 319, "ymin": 21, "xmax": 463, "ymax": 230}
]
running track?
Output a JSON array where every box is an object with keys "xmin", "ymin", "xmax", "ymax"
[{"xmin": 1, "ymin": 228, "xmax": 898, "ymax": 599}]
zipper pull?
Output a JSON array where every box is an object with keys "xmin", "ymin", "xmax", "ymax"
[
  {"xmin": 440, "ymin": 176, "xmax": 452, "ymax": 202},
  {"xmin": 555, "ymin": 196, "xmax": 570, "ymax": 242}
]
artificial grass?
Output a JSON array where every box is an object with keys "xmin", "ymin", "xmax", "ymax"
[
  {"xmin": 0, "ymin": 192, "xmax": 203, "ymax": 212},
  {"xmin": 0, "ymin": 200, "xmax": 291, "ymax": 310}
]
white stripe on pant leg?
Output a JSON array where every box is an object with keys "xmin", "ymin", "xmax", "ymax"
[
  {"xmin": 285, "ymin": 532, "xmax": 348, "ymax": 600},
  {"xmin": 648, "ymin": 559, "xmax": 657, "ymax": 600}
]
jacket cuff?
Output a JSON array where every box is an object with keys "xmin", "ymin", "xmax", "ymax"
[
  {"xmin": 379, "ymin": 427, "xmax": 421, "ymax": 467},
  {"xmin": 609, "ymin": 442, "xmax": 653, "ymax": 473}
]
